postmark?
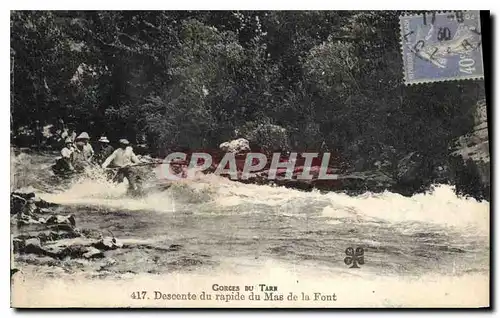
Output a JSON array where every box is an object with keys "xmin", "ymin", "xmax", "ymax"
[{"xmin": 400, "ymin": 11, "xmax": 483, "ymax": 85}]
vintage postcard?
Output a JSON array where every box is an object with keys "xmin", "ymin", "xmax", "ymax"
[{"xmin": 10, "ymin": 10, "xmax": 490, "ymax": 308}]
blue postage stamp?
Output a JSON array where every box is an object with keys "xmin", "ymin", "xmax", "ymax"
[{"xmin": 399, "ymin": 11, "xmax": 484, "ymax": 84}]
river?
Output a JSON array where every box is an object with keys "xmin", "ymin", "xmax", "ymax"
[{"xmin": 10, "ymin": 150, "xmax": 490, "ymax": 307}]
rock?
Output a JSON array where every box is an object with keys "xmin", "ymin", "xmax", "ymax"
[
  {"xmin": 10, "ymin": 194, "xmax": 27, "ymax": 215},
  {"xmin": 167, "ymin": 244, "xmax": 182, "ymax": 251},
  {"xmin": 15, "ymin": 228, "xmax": 81, "ymax": 244},
  {"xmin": 46, "ymin": 215, "xmax": 76, "ymax": 227},
  {"xmin": 15, "ymin": 235, "xmax": 90, "ymax": 259},
  {"xmin": 392, "ymin": 152, "xmax": 440, "ymax": 195},
  {"xmin": 219, "ymin": 138, "xmax": 250, "ymax": 154},
  {"xmin": 240, "ymin": 123, "xmax": 290, "ymax": 153},
  {"xmin": 47, "ymin": 223, "xmax": 76, "ymax": 232},
  {"xmin": 11, "ymin": 191, "xmax": 55, "ymax": 216},
  {"xmin": 12, "ymin": 238, "xmax": 25, "ymax": 253},
  {"xmin": 37, "ymin": 229, "xmax": 82, "ymax": 242},
  {"xmin": 31, "ymin": 196, "xmax": 54, "ymax": 208},
  {"xmin": 80, "ymin": 228, "xmax": 104, "ymax": 239},
  {"xmin": 337, "ymin": 170, "xmax": 395, "ymax": 193},
  {"xmin": 11, "ymin": 191, "xmax": 36, "ymax": 201},
  {"xmin": 396, "ymin": 152, "xmax": 422, "ymax": 182},
  {"xmin": 16, "ymin": 214, "xmax": 44, "ymax": 226},
  {"xmin": 451, "ymin": 99, "xmax": 490, "ymax": 200},
  {"xmin": 23, "ymin": 237, "xmax": 42, "ymax": 254},
  {"xmin": 24, "ymin": 237, "xmax": 42, "ymax": 248},
  {"xmin": 11, "ymin": 194, "xmax": 39, "ymax": 216},
  {"xmin": 11, "ymin": 268, "xmax": 20, "ymax": 277},
  {"xmin": 82, "ymin": 247, "xmax": 104, "ymax": 259},
  {"xmin": 92, "ymin": 237, "xmax": 123, "ymax": 251},
  {"xmin": 45, "ymin": 237, "xmax": 97, "ymax": 249},
  {"xmin": 43, "ymin": 237, "xmax": 99, "ymax": 259},
  {"xmin": 41, "ymin": 245, "xmax": 67, "ymax": 259}
]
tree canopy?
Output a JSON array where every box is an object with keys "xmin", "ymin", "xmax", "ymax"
[{"xmin": 11, "ymin": 10, "xmax": 484, "ymax": 167}]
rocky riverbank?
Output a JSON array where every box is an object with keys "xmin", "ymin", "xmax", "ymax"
[
  {"xmin": 10, "ymin": 190, "xmax": 198, "ymax": 277},
  {"xmin": 450, "ymin": 99, "xmax": 490, "ymax": 201},
  {"xmin": 11, "ymin": 191, "xmax": 125, "ymax": 273}
]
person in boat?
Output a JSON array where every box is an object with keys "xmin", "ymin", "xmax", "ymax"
[
  {"xmin": 101, "ymin": 139, "xmax": 141, "ymax": 190},
  {"xmin": 61, "ymin": 124, "xmax": 77, "ymax": 142},
  {"xmin": 52, "ymin": 137, "xmax": 75, "ymax": 175},
  {"xmin": 94, "ymin": 136, "xmax": 115, "ymax": 165},
  {"xmin": 61, "ymin": 137, "xmax": 75, "ymax": 159},
  {"xmin": 75, "ymin": 132, "xmax": 94, "ymax": 161},
  {"xmin": 72, "ymin": 138, "xmax": 93, "ymax": 172}
]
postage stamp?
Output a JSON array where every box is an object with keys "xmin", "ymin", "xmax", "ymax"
[{"xmin": 399, "ymin": 11, "xmax": 484, "ymax": 84}]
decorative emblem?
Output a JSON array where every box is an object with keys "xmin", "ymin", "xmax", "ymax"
[{"xmin": 344, "ymin": 247, "xmax": 364, "ymax": 268}]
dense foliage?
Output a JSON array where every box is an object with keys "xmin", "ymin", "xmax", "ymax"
[{"xmin": 11, "ymin": 11, "xmax": 485, "ymax": 179}]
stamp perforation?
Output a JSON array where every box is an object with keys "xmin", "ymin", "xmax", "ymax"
[{"xmin": 399, "ymin": 10, "xmax": 484, "ymax": 85}]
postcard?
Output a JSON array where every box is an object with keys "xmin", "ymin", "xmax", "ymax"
[{"xmin": 10, "ymin": 10, "xmax": 490, "ymax": 308}]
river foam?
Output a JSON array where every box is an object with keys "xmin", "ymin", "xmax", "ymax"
[
  {"xmin": 12, "ymin": 150, "xmax": 489, "ymax": 232},
  {"xmin": 36, "ymin": 168, "xmax": 489, "ymax": 233}
]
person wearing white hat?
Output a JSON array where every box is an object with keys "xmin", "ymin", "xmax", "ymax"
[
  {"xmin": 52, "ymin": 138, "xmax": 75, "ymax": 175},
  {"xmin": 60, "ymin": 137, "xmax": 75, "ymax": 171},
  {"xmin": 60, "ymin": 137, "xmax": 74, "ymax": 159},
  {"xmin": 102, "ymin": 139, "xmax": 140, "ymax": 169},
  {"xmin": 94, "ymin": 136, "xmax": 114, "ymax": 165},
  {"xmin": 76, "ymin": 132, "xmax": 90, "ymax": 139},
  {"xmin": 98, "ymin": 136, "xmax": 110, "ymax": 143},
  {"xmin": 72, "ymin": 141, "xmax": 90, "ymax": 171},
  {"xmin": 75, "ymin": 132, "xmax": 94, "ymax": 161},
  {"xmin": 102, "ymin": 138, "xmax": 141, "ymax": 191}
]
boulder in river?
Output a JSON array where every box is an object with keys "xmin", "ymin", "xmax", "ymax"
[
  {"xmin": 82, "ymin": 247, "xmax": 105, "ymax": 259},
  {"xmin": 11, "ymin": 194, "xmax": 38, "ymax": 216},
  {"xmin": 219, "ymin": 138, "xmax": 250, "ymax": 154},
  {"xmin": 41, "ymin": 238, "xmax": 104, "ymax": 259},
  {"xmin": 92, "ymin": 237, "xmax": 123, "ymax": 251},
  {"xmin": 23, "ymin": 237, "xmax": 43, "ymax": 255},
  {"xmin": 15, "ymin": 213, "xmax": 45, "ymax": 226},
  {"xmin": 46, "ymin": 215, "xmax": 76, "ymax": 227},
  {"xmin": 12, "ymin": 238, "xmax": 25, "ymax": 253},
  {"xmin": 11, "ymin": 191, "xmax": 55, "ymax": 217},
  {"xmin": 29, "ymin": 229, "xmax": 82, "ymax": 243},
  {"xmin": 239, "ymin": 122, "xmax": 290, "ymax": 153}
]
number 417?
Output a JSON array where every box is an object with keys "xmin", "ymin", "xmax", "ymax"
[{"xmin": 131, "ymin": 291, "xmax": 147, "ymax": 299}]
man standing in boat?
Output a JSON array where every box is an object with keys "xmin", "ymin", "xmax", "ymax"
[{"xmin": 101, "ymin": 139, "xmax": 141, "ymax": 191}]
